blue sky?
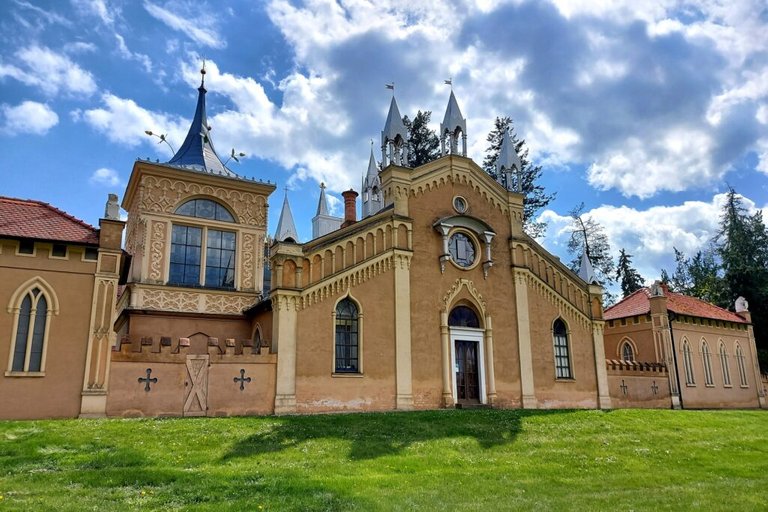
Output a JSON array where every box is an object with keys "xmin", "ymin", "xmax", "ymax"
[{"xmin": 1, "ymin": 0, "xmax": 767, "ymax": 289}]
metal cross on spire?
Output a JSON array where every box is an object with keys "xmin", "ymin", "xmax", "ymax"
[{"xmin": 200, "ymin": 59, "xmax": 206, "ymax": 88}]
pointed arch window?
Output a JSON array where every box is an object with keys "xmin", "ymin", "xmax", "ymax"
[
  {"xmin": 335, "ymin": 298, "xmax": 360, "ymax": 373},
  {"xmin": 8, "ymin": 286, "xmax": 53, "ymax": 374},
  {"xmin": 719, "ymin": 342, "xmax": 731, "ymax": 387},
  {"xmin": 735, "ymin": 344, "xmax": 748, "ymax": 387},
  {"xmin": 621, "ymin": 341, "xmax": 635, "ymax": 362},
  {"xmin": 682, "ymin": 340, "xmax": 695, "ymax": 386},
  {"xmin": 553, "ymin": 318, "xmax": 572, "ymax": 379},
  {"xmin": 702, "ymin": 341, "xmax": 714, "ymax": 386},
  {"xmin": 448, "ymin": 305, "xmax": 480, "ymax": 328}
]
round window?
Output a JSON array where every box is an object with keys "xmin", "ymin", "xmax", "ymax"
[
  {"xmin": 453, "ymin": 196, "xmax": 468, "ymax": 214},
  {"xmin": 448, "ymin": 232, "xmax": 476, "ymax": 268}
]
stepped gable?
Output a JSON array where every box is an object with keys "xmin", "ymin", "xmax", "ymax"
[
  {"xmin": 0, "ymin": 196, "xmax": 99, "ymax": 244},
  {"xmin": 604, "ymin": 284, "xmax": 748, "ymax": 324}
]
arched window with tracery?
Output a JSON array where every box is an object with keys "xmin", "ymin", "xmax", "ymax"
[
  {"xmin": 448, "ymin": 305, "xmax": 480, "ymax": 328},
  {"xmin": 335, "ymin": 298, "xmax": 359, "ymax": 373},
  {"xmin": 553, "ymin": 318, "xmax": 572, "ymax": 379},
  {"xmin": 621, "ymin": 341, "xmax": 635, "ymax": 362},
  {"xmin": 702, "ymin": 341, "xmax": 714, "ymax": 386},
  {"xmin": 8, "ymin": 285, "xmax": 54, "ymax": 373},
  {"xmin": 735, "ymin": 343, "xmax": 748, "ymax": 387},
  {"xmin": 682, "ymin": 340, "xmax": 695, "ymax": 385},
  {"xmin": 719, "ymin": 342, "xmax": 731, "ymax": 386}
]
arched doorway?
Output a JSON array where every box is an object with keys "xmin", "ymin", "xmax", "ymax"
[{"xmin": 448, "ymin": 305, "xmax": 485, "ymax": 405}]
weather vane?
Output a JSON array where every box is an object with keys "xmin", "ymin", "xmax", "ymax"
[{"xmin": 144, "ymin": 130, "xmax": 176, "ymax": 155}]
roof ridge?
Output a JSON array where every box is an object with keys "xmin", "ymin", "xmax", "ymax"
[{"xmin": 604, "ymin": 286, "xmax": 648, "ymax": 312}]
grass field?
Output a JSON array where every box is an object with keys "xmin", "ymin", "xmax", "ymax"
[{"xmin": 0, "ymin": 409, "xmax": 766, "ymax": 511}]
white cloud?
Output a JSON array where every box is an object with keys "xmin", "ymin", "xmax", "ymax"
[
  {"xmin": 144, "ymin": 1, "xmax": 225, "ymax": 49},
  {"xmin": 538, "ymin": 192, "xmax": 763, "ymax": 283},
  {"xmin": 81, "ymin": 93, "xmax": 187, "ymax": 151},
  {"xmin": 14, "ymin": 0, "xmax": 73, "ymax": 27},
  {"xmin": 1, "ymin": 101, "xmax": 59, "ymax": 135},
  {"xmin": 0, "ymin": 45, "xmax": 97, "ymax": 96},
  {"xmin": 70, "ymin": 0, "xmax": 116, "ymax": 25},
  {"xmin": 89, "ymin": 167, "xmax": 121, "ymax": 186},
  {"xmin": 587, "ymin": 129, "xmax": 716, "ymax": 198},
  {"xmin": 115, "ymin": 34, "xmax": 152, "ymax": 73}
]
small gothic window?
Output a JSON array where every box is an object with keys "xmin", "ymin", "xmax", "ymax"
[
  {"xmin": 702, "ymin": 341, "xmax": 714, "ymax": 386},
  {"xmin": 11, "ymin": 287, "xmax": 48, "ymax": 372},
  {"xmin": 683, "ymin": 340, "xmax": 695, "ymax": 385},
  {"xmin": 175, "ymin": 198, "xmax": 235, "ymax": 222},
  {"xmin": 719, "ymin": 343, "xmax": 731, "ymax": 386},
  {"xmin": 736, "ymin": 344, "xmax": 748, "ymax": 387},
  {"xmin": 335, "ymin": 299, "xmax": 359, "ymax": 373},
  {"xmin": 553, "ymin": 318, "xmax": 572, "ymax": 379},
  {"xmin": 448, "ymin": 306, "xmax": 480, "ymax": 328},
  {"xmin": 622, "ymin": 341, "xmax": 634, "ymax": 362}
]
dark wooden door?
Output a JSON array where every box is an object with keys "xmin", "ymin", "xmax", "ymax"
[{"xmin": 455, "ymin": 340, "xmax": 480, "ymax": 402}]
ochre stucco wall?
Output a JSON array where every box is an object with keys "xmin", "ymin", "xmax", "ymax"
[{"xmin": 0, "ymin": 241, "xmax": 96, "ymax": 419}]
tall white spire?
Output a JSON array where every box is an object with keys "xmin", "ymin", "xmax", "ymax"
[
  {"xmin": 578, "ymin": 252, "xmax": 599, "ymax": 285},
  {"xmin": 362, "ymin": 145, "xmax": 382, "ymax": 218},
  {"xmin": 440, "ymin": 90, "xmax": 467, "ymax": 157},
  {"xmin": 275, "ymin": 191, "xmax": 299, "ymax": 243},
  {"xmin": 381, "ymin": 95, "xmax": 409, "ymax": 167},
  {"xmin": 496, "ymin": 127, "xmax": 523, "ymax": 191},
  {"xmin": 312, "ymin": 182, "xmax": 342, "ymax": 239}
]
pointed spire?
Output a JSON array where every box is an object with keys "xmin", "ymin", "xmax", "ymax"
[
  {"xmin": 440, "ymin": 89, "xmax": 467, "ymax": 157},
  {"xmin": 275, "ymin": 190, "xmax": 299, "ymax": 243},
  {"xmin": 167, "ymin": 63, "xmax": 236, "ymax": 177},
  {"xmin": 381, "ymin": 94, "xmax": 409, "ymax": 167},
  {"xmin": 365, "ymin": 144, "xmax": 378, "ymax": 182},
  {"xmin": 578, "ymin": 252, "xmax": 599, "ymax": 285},
  {"xmin": 316, "ymin": 182, "xmax": 329, "ymax": 216},
  {"xmin": 496, "ymin": 127, "xmax": 523, "ymax": 191}
]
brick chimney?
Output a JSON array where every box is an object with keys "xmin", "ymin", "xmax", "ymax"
[{"xmin": 341, "ymin": 189, "xmax": 359, "ymax": 228}]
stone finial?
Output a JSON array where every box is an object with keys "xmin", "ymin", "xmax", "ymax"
[
  {"xmin": 735, "ymin": 296, "xmax": 749, "ymax": 312},
  {"xmin": 104, "ymin": 193, "xmax": 120, "ymax": 220},
  {"xmin": 650, "ymin": 280, "xmax": 664, "ymax": 297}
]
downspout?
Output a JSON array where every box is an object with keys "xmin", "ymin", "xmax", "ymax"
[{"xmin": 667, "ymin": 311, "xmax": 684, "ymax": 409}]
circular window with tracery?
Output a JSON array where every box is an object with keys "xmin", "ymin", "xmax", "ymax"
[
  {"xmin": 448, "ymin": 232, "xmax": 477, "ymax": 268},
  {"xmin": 453, "ymin": 196, "xmax": 468, "ymax": 214}
]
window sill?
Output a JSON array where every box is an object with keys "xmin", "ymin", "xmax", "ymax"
[
  {"xmin": 332, "ymin": 372, "xmax": 364, "ymax": 378},
  {"xmin": 723, "ymin": 384, "xmax": 733, "ymax": 388},
  {"xmin": 740, "ymin": 385, "xmax": 750, "ymax": 389},
  {"xmin": 705, "ymin": 384, "xmax": 715, "ymax": 388},
  {"xmin": 5, "ymin": 371, "xmax": 45, "ymax": 377},
  {"xmin": 166, "ymin": 283, "xmax": 237, "ymax": 292},
  {"xmin": 555, "ymin": 377, "xmax": 575, "ymax": 382},
  {"xmin": 686, "ymin": 383, "xmax": 696, "ymax": 387}
]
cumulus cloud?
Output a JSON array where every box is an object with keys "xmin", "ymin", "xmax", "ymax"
[
  {"xmin": 143, "ymin": 1, "xmax": 225, "ymax": 49},
  {"xmin": 538, "ymin": 192, "xmax": 764, "ymax": 282},
  {"xmin": 80, "ymin": 93, "xmax": 187, "ymax": 151},
  {"xmin": 0, "ymin": 45, "xmax": 97, "ymax": 96},
  {"xmin": 1, "ymin": 101, "xmax": 59, "ymax": 135},
  {"xmin": 89, "ymin": 167, "xmax": 121, "ymax": 186}
]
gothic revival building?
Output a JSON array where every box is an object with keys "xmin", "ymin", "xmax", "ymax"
[{"xmin": 1, "ymin": 69, "xmax": 764, "ymax": 419}]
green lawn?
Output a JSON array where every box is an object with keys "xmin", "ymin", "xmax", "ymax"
[{"xmin": 0, "ymin": 409, "xmax": 766, "ymax": 511}]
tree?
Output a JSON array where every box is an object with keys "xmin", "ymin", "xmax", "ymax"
[
  {"xmin": 664, "ymin": 247, "xmax": 728, "ymax": 307},
  {"xmin": 716, "ymin": 187, "xmax": 768, "ymax": 368},
  {"xmin": 402, "ymin": 110, "xmax": 440, "ymax": 168},
  {"xmin": 616, "ymin": 249, "xmax": 644, "ymax": 297},
  {"xmin": 567, "ymin": 203, "xmax": 616, "ymax": 304},
  {"xmin": 482, "ymin": 116, "xmax": 554, "ymax": 238}
]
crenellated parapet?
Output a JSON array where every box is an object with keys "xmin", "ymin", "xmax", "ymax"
[
  {"xmin": 113, "ymin": 334, "xmax": 272, "ymax": 359},
  {"xmin": 606, "ymin": 360, "xmax": 668, "ymax": 374}
]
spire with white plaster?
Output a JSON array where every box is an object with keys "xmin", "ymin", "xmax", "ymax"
[
  {"xmin": 381, "ymin": 93, "xmax": 409, "ymax": 167},
  {"xmin": 440, "ymin": 89, "xmax": 467, "ymax": 157}
]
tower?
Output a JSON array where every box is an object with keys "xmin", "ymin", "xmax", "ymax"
[
  {"xmin": 275, "ymin": 191, "xmax": 299, "ymax": 243},
  {"xmin": 312, "ymin": 183, "xmax": 342, "ymax": 238},
  {"xmin": 440, "ymin": 90, "xmax": 467, "ymax": 157},
  {"xmin": 381, "ymin": 96, "xmax": 409, "ymax": 167},
  {"xmin": 362, "ymin": 146, "xmax": 383, "ymax": 218},
  {"xmin": 496, "ymin": 128, "xmax": 523, "ymax": 192}
]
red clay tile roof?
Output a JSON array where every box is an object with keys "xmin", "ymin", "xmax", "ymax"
[
  {"xmin": 604, "ymin": 284, "xmax": 748, "ymax": 324},
  {"xmin": 0, "ymin": 196, "xmax": 99, "ymax": 245}
]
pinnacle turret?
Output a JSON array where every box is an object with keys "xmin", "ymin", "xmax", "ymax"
[
  {"xmin": 496, "ymin": 128, "xmax": 523, "ymax": 192},
  {"xmin": 362, "ymin": 146, "xmax": 382, "ymax": 218},
  {"xmin": 381, "ymin": 95, "xmax": 409, "ymax": 167},
  {"xmin": 275, "ymin": 192, "xmax": 299, "ymax": 243},
  {"xmin": 440, "ymin": 90, "xmax": 467, "ymax": 157}
]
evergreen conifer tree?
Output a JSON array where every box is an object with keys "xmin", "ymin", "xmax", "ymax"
[
  {"xmin": 616, "ymin": 249, "xmax": 644, "ymax": 297},
  {"xmin": 402, "ymin": 111, "xmax": 440, "ymax": 168}
]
